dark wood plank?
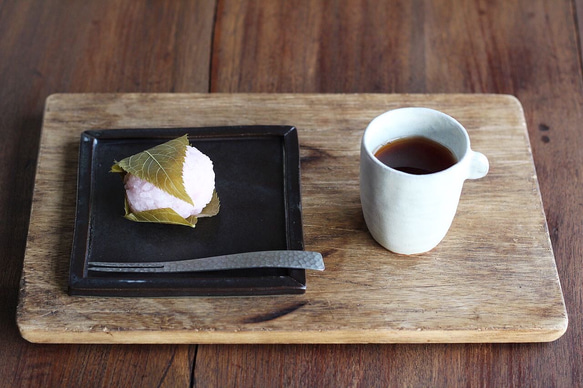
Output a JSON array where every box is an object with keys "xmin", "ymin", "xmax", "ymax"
[
  {"xmin": 3, "ymin": 287, "xmax": 195, "ymax": 387},
  {"xmin": 577, "ymin": 0, "xmax": 583, "ymax": 64},
  {"xmin": 210, "ymin": 0, "xmax": 426, "ymax": 93},
  {"xmin": 201, "ymin": 0, "xmax": 583, "ymax": 386},
  {"xmin": 0, "ymin": 1, "xmax": 216, "ymax": 385}
]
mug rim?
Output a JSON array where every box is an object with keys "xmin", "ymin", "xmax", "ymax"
[{"xmin": 362, "ymin": 107, "xmax": 472, "ymax": 177}]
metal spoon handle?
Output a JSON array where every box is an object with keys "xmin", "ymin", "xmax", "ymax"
[{"xmin": 88, "ymin": 250, "xmax": 324, "ymax": 273}]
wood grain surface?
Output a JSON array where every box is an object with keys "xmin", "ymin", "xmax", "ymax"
[
  {"xmin": 2, "ymin": 0, "xmax": 583, "ymax": 386},
  {"xmin": 17, "ymin": 93, "xmax": 566, "ymax": 344}
]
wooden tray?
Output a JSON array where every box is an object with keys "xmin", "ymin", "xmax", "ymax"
[{"xmin": 17, "ymin": 93, "xmax": 567, "ymax": 343}]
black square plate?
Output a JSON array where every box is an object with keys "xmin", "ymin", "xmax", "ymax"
[{"xmin": 68, "ymin": 126, "xmax": 306, "ymax": 296}]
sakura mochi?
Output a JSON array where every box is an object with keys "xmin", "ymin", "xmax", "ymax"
[{"xmin": 111, "ymin": 135, "xmax": 220, "ymax": 227}]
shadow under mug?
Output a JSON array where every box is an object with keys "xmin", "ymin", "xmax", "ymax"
[{"xmin": 359, "ymin": 107, "xmax": 489, "ymax": 255}]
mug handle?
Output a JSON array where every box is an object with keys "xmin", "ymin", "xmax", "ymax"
[{"xmin": 467, "ymin": 150, "xmax": 489, "ymax": 179}]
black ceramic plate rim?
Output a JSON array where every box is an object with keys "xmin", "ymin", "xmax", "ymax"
[{"xmin": 68, "ymin": 125, "xmax": 306, "ymax": 297}]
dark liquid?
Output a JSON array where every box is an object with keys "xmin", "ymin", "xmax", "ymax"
[{"xmin": 374, "ymin": 136, "xmax": 457, "ymax": 174}]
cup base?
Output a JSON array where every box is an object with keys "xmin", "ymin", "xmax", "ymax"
[{"xmin": 372, "ymin": 238, "xmax": 440, "ymax": 255}]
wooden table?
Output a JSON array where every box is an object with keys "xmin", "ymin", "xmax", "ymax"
[{"xmin": 1, "ymin": 1, "xmax": 581, "ymax": 386}]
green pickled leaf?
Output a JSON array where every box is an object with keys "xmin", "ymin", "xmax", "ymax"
[
  {"xmin": 124, "ymin": 204, "xmax": 198, "ymax": 228},
  {"xmin": 112, "ymin": 134, "xmax": 193, "ymax": 205},
  {"xmin": 111, "ymin": 164, "xmax": 124, "ymax": 173},
  {"xmin": 197, "ymin": 190, "xmax": 220, "ymax": 218}
]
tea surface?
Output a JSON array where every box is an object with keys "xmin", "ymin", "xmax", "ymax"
[{"xmin": 374, "ymin": 136, "xmax": 457, "ymax": 174}]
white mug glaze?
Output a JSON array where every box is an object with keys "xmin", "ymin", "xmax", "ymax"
[{"xmin": 359, "ymin": 107, "xmax": 489, "ymax": 254}]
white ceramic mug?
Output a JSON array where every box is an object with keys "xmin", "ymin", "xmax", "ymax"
[{"xmin": 360, "ymin": 107, "xmax": 489, "ymax": 254}]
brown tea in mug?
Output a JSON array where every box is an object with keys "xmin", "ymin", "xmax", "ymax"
[{"xmin": 374, "ymin": 136, "xmax": 457, "ymax": 174}]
